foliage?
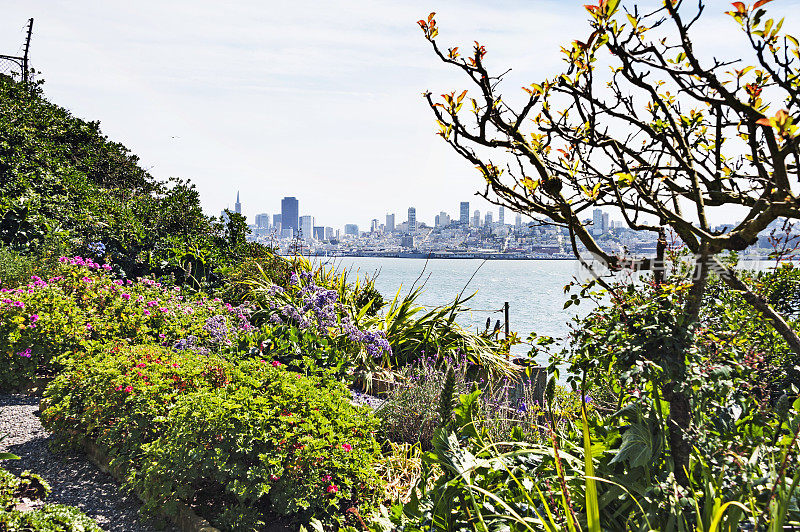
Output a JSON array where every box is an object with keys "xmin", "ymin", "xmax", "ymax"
[
  {"xmin": 0, "ymin": 466, "xmax": 102, "ymax": 531},
  {"xmin": 41, "ymin": 345, "xmax": 383, "ymax": 529},
  {"xmin": 363, "ymin": 286, "xmax": 518, "ymax": 377},
  {"xmin": 0, "ymin": 75, "xmax": 273, "ymax": 291},
  {"xmin": 376, "ymin": 354, "xmax": 549, "ymax": 450},
  {"xmin": 0, "ymin": 256, "xmax": 253, "ymax": 390}
]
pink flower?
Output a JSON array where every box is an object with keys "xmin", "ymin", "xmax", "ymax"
[
  {"xmin": 326, "ymin": 484, "xmax": 338, "ymax": 494},
  {"xmin": 121, "ymin": 293, "xmax": 130, "ymax": 300},
  {"xmin": 102, "ymin": 264, "xmax": 112, "ymax": 271},
  {"xmin": 16, "ymin": 348, "xmax": 32, "ymax": 358},
  {"xmin": 269, "ymin": 474, "xmax": 280, "ymax": 481},
  {"xmin": 29, "ymin": 314, "xmax": 39, "ymax": 323},
  {"xmin": 81, "ymin": 276, "xmax": 93, "ymax": 283},
  {"xmin": 124, "ymin": 386, "xmax": 133, "ymax": 393},
  {"xmin": 341, "ymin": 443, "xmax": 352, "ymax": 452},
  {"xmin": 321, "ymin": 475, "xmax": 332, "ymax": 481},
  {"xmin": 271, "ymin": 360, "xmax": 282, "ymax": 367},
  {"xmin": 136, "ymin": 363, "xmax": 146, "ymax": 368},
  {"xmin": 85, "ymin": 323, "xmax": 93, "ymax": 330},
  {"xmin": 143, "ymin": 310, "xmax": 151, "ymax": 316}
]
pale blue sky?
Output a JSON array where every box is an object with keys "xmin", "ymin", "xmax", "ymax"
[{"xmin": 2, "ymin": 1, "xmax": 799, "ymax": 230}]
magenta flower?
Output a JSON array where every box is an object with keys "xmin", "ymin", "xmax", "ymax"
[
  {"xmin": 121, "ymin": 293, "xmax": 130, "ymax": 300},
  {"xmin": 326, "ymin": 484, "xmax": 338, "ymax": 494},
  {"xmin": 29, "ymin": 314, "xmax": 39, "ymax": 323},
  {"xmin": 16, "ymin": 348, "xmax": 32, "ymax": 358},
  {"xmin": 341, "ymin": 443, "xmax": 352, "ymax": 452},
  {"xmin": 124, "ymin": 385, "xmax": 133, "ymax": 393},
  {"xmin": 271, "ymin": 360, "xmax": 282, "ymax": 367}
]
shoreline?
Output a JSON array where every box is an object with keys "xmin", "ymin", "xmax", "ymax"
[{"xmin": 280, "ymin": 252, "xmax": 775, "ymax": 261}]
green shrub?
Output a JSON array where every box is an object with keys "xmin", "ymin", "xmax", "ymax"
[
  {"xmin": 41, "ymin": 345, "xmax": 382, "ymax": 529},
  {"xmin": 0, "ymin": 257, "xmax": 253, "ymax": 390},
  {"xmin": 0, "ymin": 466, "xmax": 101, "ymax": 531}
]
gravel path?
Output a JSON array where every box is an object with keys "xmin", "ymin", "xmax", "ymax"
[{"xmin": 0, "ymin": 394, "xmax": 169, "ymax": 531}]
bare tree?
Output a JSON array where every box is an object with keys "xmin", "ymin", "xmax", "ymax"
[{"xmin": 419, "ymin": 0, "xmax": 800, "ymax": 484}]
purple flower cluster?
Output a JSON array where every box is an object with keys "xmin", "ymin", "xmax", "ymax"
[
  {"xmin": 204, "ymin": 314, "xmax": 231, "ymax": 345},
  {"xmin": 266, "ymin": 270, "xmax": 391, "ymax": 360}
]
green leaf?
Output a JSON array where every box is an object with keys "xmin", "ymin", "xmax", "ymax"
[{"xmin": 609, "ymin": 423, "xmax": 653, "ymax": 468}]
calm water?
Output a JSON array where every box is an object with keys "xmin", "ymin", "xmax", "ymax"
[{"xmin": 325, "ymin": 258, "xmax": 592, "ymax": 363}]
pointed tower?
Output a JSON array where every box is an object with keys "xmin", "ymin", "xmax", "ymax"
[{"xmin": 234, "ymin": 191, "xmax": 242, "ymax": 214}]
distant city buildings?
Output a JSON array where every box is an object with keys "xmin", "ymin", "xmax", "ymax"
[
  {"xmin": 234, "ymin": 190, "xmax": 714, "ymax": 260},
  {"xmin": 255, "ymin": 213, "xmax": 270, "ymax": 229},
  {"xmin": 281, "ymin": 197, "xmax": 299, "ymax": 235},
  {"xmin": 299, "ymin": 215, "xmax": 314, "ymax": 241}
]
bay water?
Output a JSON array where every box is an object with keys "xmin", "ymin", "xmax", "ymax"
[{"xmin": 325, "ymin": 257, "xmax": 592, "ymax": 364}]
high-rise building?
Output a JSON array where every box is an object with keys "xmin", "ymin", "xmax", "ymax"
[
  {"xmin": 436, "ymin": 211, "xmax": 450, "ymax": 228},
  {"xmin": 592, "ymin": 208, "xmax": 604, "ymax": 236},
  {"xmin": 602, "ymin": 213, "xmax": 609, "ymax": 234},
  {"xmin": 498, "ymin": 206, "xmax": 505, "ymax": 225},
  {"xmin": 273, "ymin": 213, "xmax": 282, "ymax": 227},
  {"xmin": 408, "ymin": 207, "xmax": 416, "ymax": 233},
  {"xmin": 344, "ymin": 224, "xmax": 359, "ymax": 236},
  {"xmin": 370, "ymin": 219, "xmax": 380, "ymax": 232},
  {"xmin": 299, "ymin": 215, "xmax": 314, "ymax": 241},
  {"xmin": 325, "ymin": 227, "xmax": 335, "ymax": 240},
  {"xmin": 472, "ymin": 210, "xmax": 480, "ymax": 228},
  {"xmin": 485, "ymin": 212, "xmax": 493, "ymax": 227},
  {"xmin": 460, "ymin": 202, "xmax": 470, "ymax": 224},
  {"xmin": 385, "ymin": 213, "xmax": 395, "ymax": 233},
  {"xmin": 281, "ymin": 197, "xmax": 299, "ymax": 234},
  {"xmin": 313, "ymin": 226, "xmax": 325, "ymax": 240},
  {"xmin": 255, "ymin": 213, "xmax": 270, "ymax": 229},
  {"xmin": 515, "ymin": 213, "xmax": 522, "ymax": 228},
  {"xmin": 235, "ymin": 192, "xmax": 242, "ymax": 214}
]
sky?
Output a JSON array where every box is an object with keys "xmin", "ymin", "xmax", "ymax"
[{"xmin": 2, "ymin": 0, "xmax": 799, "ymax": 230}]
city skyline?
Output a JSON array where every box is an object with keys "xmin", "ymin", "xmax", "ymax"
[{"xmin": 5, "ymin": 1, "xmax": 792, "ymax": 230}]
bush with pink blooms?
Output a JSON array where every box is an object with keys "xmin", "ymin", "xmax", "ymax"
[{"xmin": 0, "ymin": 256, "xmax": 254, "ymax": 390}]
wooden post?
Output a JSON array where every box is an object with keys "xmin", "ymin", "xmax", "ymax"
[{"xmin": 504, "ymin": 301, "xmax": 509, "ymax": 339}]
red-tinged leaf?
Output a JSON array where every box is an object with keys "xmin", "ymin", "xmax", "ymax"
[
  {"xmin": 417, "ymin": 20, "xmax": 426, "ymax": 29},
  {"xmin": 731, "ymin": 1, "xmax": 746, "ymax": 13},
  {"xmin": 428, "ymin": 12, "xmax": 435, "ymax": 23},
  {"xmin": 756, "ymin": 118, "xmax": 772, "ymax": 126},
  {"xmin": 753, "ymin": 0, "xmax": 774, "ymax": 8},
  {"xmin": 585, "ymin": 4, "xmax": 599, "ymax": 13},
  {"xmin": 458, "ymin": 90, "xmax": 468, "ymax": 102}
]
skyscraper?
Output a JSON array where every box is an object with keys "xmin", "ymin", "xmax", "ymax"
[
  {"xmin": 408, "ymin": 207, "xmax": 416, "ymax": 233},
  {"xmin": 299, "ymin": 215, "xmax": 314, "ymax": 241},
  {"xmin": 344, "ymin": 224, "xmax": 359, "ymax": 236},
  {"xmin": 370, "ymin": 219, "xmax": 380, "ymax": 232},
  {"xmin": 385, "ymin": 213, "xmax": 395, "ymax": 233},
  {"xmin": 485, "ymin": 212, "xmax": 493, "ymax": 227},
  {"xmin": 592, "ymin": 208, "xmax": 604, "ymax": 236},
  {"xmin": 273, "ymin": 213, "xmax": 282, "ymax": 227},
  {"xmin": 602, "ymin": 213, "xmax": 609, "ymax": 234},
  {"xmin": 281, "ymin": 197, "xmax": 299, "ymax": 234},
  {"xmin": 498, "ymin": 206, "xmax": 505, "ymax": 225},
  {"xmin": 313, "ymin": 226, "xmax": 325, "ymax": 240},
  {"xmin": 460, "ymin": 202, "xmax": 470, "ymax": 224},
  {"xmin": 515, "ymin": 213, "xmax": 522, "ymax": 228},
  {"xmin": 255, "ymin": 213, "xmax": 270, "ymax": 228},
  {"xmin": 234, "ymin": 192, "xmax": 241, "ymax": 214},
  {"xmin": 472, "ymin": 210, "xmax": 480, "ymax": 228}
]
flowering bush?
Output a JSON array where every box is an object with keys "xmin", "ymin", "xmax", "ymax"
[
  {"xmin": 251, "ymin": 270, "xmax": 391, "ymax": 372},
  {"xmin": 0, "ymin": 257, "xmax": 254, "ymax": 390},
  {"xmin": 41, "ymin": 345, "xmax": 382, "ymax": 529}
]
